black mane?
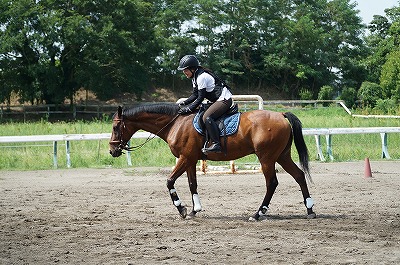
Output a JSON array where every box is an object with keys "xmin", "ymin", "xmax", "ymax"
[{"xmin": 122, "ymin": 103, "xmax": 179, "ymax": 117}]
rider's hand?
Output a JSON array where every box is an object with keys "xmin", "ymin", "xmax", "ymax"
[{"xmin": 177, "ymin": 107, "xmax": 192, "ymax": 115}]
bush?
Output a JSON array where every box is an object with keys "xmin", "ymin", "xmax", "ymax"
[
  {"xmin": 318, "ymin": 85, "xmax": 335, "ymax": 106},
  {"xmin": 339, "ymin": 87, "xmax": 357, "ymax": 108},
  {"xmin": 299, "ymin": 89, "xmax": 313, "ymax": 100},
  {"xmin": 357, "ymin": 81, "xmax": 383, "ymax": 108},
  {"xmin": 374, "ymin": 98, "xmax": 398, "ymax": 114}
]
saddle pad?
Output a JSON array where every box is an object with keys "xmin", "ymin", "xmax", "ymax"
[{"xmin": 193, "ymin": 112, "xmax": 241, "ymax": 136}]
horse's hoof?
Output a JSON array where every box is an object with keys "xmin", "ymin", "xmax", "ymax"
[
  {"xmin": 186, "ymin": 211, "xmax": 197, "ymax": 219},
  {"xmin": 248, "ymin": 216, "xmax": 257, "ymax": 222},
  {"xmin": 258, "ymin": 215, "xmax": 268, "ymax": 221},
  {"xmin": 249, "ymin": 214, "xmax": 267, "ymax": 221},
  {"xmin": 178, "ymin": 206, "xmax": 187, "ymax": 218},
  {"xmin": 307, "ymin": 212, "xmax": 317, "ymax": 219}
]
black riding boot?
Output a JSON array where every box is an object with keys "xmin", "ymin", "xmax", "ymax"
[{"xmin": 202, "ymin": 117, "xmax": 222, "ymax": 154}]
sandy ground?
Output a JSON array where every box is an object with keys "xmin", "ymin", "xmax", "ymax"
[{"xmin": 1, "ymin": 161, "xmax": 399, "ymax": 264}]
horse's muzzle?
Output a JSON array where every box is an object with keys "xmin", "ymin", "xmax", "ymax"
[{"xmin": 109, "ymin": 148, "xmax": 123, "ymax": 157}]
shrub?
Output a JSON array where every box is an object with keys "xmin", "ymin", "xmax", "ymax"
[
  {"xmin": 318, "ymin": 85, "xmax": 335, "ymax": 106},
  {"xmin": 339, "ymin": 87, "xmax": 357, "ymax": 108},
  {"xmin": 357, "ymin": 81, "xmax": 383, "ymax": 108},
  {"xmin": 374, "ymin": 98, "xmax": 398, "ymax": 114},
  {"xmin": 299, "ymin": 89, "xmax": 313, "ymax": 100}
]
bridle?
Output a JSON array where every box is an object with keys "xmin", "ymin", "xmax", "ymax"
[{"xmin": 109, "ymin": 113, "xmax": 180, "ymax": 152}]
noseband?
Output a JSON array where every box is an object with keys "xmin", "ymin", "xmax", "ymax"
[{"xmin": 109, "ymin": 117, "xmax": 131, "ymax": 152}]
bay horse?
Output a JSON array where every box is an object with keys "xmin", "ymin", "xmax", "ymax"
[{"xmin": 109, "ymin": 103, "xmax": 316, "ymax": 220}]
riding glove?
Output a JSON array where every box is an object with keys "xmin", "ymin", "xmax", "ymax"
[{"xmin": 177, "ymin": 106, "xmax": 192, "ymax": 115}]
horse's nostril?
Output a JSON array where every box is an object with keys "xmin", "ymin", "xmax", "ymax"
[{"xmin": 109, "ymin": 149, "xmax": 122, "ymax": 157}]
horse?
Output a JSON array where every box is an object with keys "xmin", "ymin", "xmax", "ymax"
[{"xmin": 109, "ymin": 103, "xmax": 316, "ymax": 221}]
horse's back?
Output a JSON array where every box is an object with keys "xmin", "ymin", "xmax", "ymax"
[
  {"xmin": 241, "ymin": 110, "xmax": 290, "ymax": 131},
  {"xmin": 239, "ymin": 109, "xmax": 292, "ymax": 146}
]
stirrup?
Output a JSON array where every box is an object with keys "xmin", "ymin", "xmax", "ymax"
[{"xmin": 202, "ymin": 143, "xmax": 222, "ymax": 155}]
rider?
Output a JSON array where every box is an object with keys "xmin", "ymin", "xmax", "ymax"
[{"xmin": 177, "ymin": 54, "xmax": 233, "ymax": 154}]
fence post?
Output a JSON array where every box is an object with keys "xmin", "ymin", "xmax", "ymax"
[
  {"xmin": 126, "ymin": 140, "xmax": 132, "ymax": 166},
  {"xmin": 314, "ymin": 135, "xmax": 325, "ymax": 161},
  {"xmin": 65, "ymin": 140, "xmax": 71, "ymax": 168},
  {"xmin": 326, "ymin": 134, "xmax": 334, "ymax": 161},
  {"xmin": 73, "ymin": 105, "xmax": 77, "ymax": 119},
  {"xmin": 380, "ymin": 133, "xmax": 391, "ymax": 159},
  {"xmin": 53, "ymin": 141, "xmax": 58, "ymax": 168}
]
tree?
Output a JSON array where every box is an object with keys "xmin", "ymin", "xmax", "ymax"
[
  {"xmin": 0, "ymin": 0, "xmax": 380, "ymax": 104},
  {"xmin": 364, "ymin": 5, "xmax": 400, "ymax": 84},
  {"xmin": 0, "ymin": 0, "xmax": 160, "ymax": 104},
  {"xmin": 380, "ymin": 50, "xmax": 400, "ymax": 101}
]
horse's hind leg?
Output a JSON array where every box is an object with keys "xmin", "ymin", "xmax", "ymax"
[
  {"xmin": 250, "ymin": 160, "xmax": 279, "ymax": 221},
  {"xmin": 277, "ymin": 154, "xmax": 316, "ymax": 218}
]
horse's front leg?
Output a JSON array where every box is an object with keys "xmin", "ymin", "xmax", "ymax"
[
  {"xmin": 186, "ymin": 164, "xmax": 202, "ymax": 217},
  {"xmin": 167, "ymin": 158, "xmax": 188, "ymax": 218}
]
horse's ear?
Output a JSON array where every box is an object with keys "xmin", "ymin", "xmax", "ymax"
[{"xmin": 118, "ymin": 106, "xmax": 122, "ymax": 117}]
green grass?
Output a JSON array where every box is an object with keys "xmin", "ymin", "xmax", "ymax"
[{"xmin": 1, "ymin": 106, "xmax": 399, "ymax": 170}]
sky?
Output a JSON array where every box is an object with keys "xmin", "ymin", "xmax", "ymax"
[{"xmin": 353, "ymin": 0, "xmax": 399, "ymax": 24}]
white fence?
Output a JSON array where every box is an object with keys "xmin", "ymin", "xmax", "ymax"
[
  {"xmin": 0, "ymin": 132, "xmax": 149, "ymax": 168},
  {"xmin": 303, "ymin": 127, "xmax": 400, "ymax": 161},
  {"xmin": 0, "ymin": 127, "xmax": 399, "ymax": 168}
]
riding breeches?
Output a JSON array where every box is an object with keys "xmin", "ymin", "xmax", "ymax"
[{"xmin": 202, "ymin": 98, "xmax": 232, "ymax": 124}]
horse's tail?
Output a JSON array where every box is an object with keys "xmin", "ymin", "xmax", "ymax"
[{"xmin": 284, "ymin": 112, "xmax": 312, "ymax": 183}]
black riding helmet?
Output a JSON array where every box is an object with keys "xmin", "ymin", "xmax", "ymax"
[{"xmin": 177, "ymin": 55, "xmax": 200, "ymax": 70}]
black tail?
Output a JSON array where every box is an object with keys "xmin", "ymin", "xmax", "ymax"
[{"xmin": 284, "ymin": 112, "xmax": 312, "ymax": 183}]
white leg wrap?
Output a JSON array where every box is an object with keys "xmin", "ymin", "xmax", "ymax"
[
  {"xmin": 258, "ymin": 206, "xmax": 269, "ymax": 216},
  {"xmin": 306, "ymin": 197, "xmax": 314, "ymax": 209},
  {"xmin": 193, "ymin": 194, "xmax": 202, "ymax": 212},
  {"xmin": 174, "ymin": 199, "xmax": 182, "ymax": 207},
  {"xmin": 170, "ymin": 189, "xmax": 181, "ymax": 207}
]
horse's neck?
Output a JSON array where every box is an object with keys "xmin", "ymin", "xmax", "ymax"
[{"xmin": 135, "ymin": 113, "xmax": 174, "ymax": 139}]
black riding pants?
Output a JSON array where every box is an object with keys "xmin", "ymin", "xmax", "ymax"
[{"xmin": 202, "ymin": 98, "xmax": 232, "ymax": 124}]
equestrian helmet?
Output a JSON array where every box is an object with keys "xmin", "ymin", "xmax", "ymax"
[{"xmin": 177, "ymin": 55, "xmax": 200, "ymax": 70}]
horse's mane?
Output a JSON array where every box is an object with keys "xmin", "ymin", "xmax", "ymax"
[{"xmin": 123, "ymin": 103, "xmax": 179, "ymax": 117}]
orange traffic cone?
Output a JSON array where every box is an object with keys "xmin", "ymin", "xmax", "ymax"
[{"xmin": 364, "ymin": 157, "xmax": 372, "ymax": 178}]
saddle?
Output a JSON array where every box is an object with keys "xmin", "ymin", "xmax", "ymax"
[{"xmin": 193, "ymin": 103, "xmax": 240, "ymax": 136}]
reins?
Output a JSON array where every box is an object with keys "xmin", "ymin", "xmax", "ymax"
[{"xmin": 114, "ymin": 114, "xmax": 180, "ymax": 152}]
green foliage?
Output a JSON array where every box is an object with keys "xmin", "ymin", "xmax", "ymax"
[
  {"xmin": 299, "ymin": 89, "xmax": 313, "ymax": 100},
  {"xmin": 364, "ymin": 6, "xmax": 400, "ymax": 85},
  {"xmin": 1, "ymin": 0, "xmax": 375, "ymax": 103},
  {"xmin": 318, "ymin": 85, "xmax": 335, "ymax": 106},
  {"xmin": 357, "ymin": 81, "xmax": 383, "ymax": 108},
  {"xmin": 0, "ymin": 0, "xmax": 160, "ymax": 104},
  {"xmin": 339, "ymin": 87, "xmax": 357, "ymax": 108},
  {"xmin": 380, "ymin": 50, "xmax": 400, "ymax": 101},
  {"xmin": 374, "ymin": 98, "xmax": 399, "ymax": 114}
]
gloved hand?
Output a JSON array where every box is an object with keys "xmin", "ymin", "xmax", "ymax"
[
  {"xmin": 178, "ymin": 102, "xmax": 186, "ymax": 108},
  {"xmin": 177, "ymin": 106, "xmax": 192, "ymax": 115}
]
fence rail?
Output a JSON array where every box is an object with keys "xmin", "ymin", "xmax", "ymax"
[
  {"xmin": 1, "ymin": 127, "xmax": 399, "ymax": 169},
  {"xmin": 303, "ymin": 127, "xmax": 400, "ymax": 161},
  {"xmin": 2, "ymin": 99, "xmax": 381, "ymax": 121}
]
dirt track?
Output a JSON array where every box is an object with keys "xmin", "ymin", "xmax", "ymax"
[{"xmin": 1, "ymin": 161, "xmax": 399, "ymax": 264}]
